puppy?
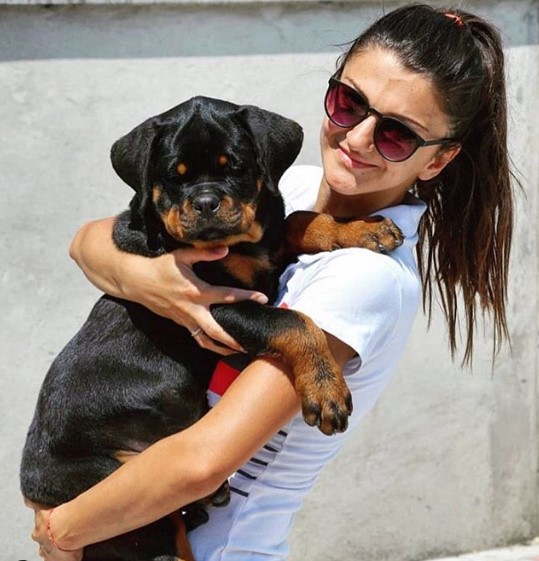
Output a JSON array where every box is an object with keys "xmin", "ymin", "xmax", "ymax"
[{"xmin": 21, "ymin": 96, "xmax": 402, "ymax": 561}]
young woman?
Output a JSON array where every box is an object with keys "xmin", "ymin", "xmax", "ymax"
[{"xmin": 27, "ymin": 4, "xmax": 514, "ymax": 560}]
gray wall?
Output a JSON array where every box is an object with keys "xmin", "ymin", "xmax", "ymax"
[{"xmin": 1, "ymin": 1, "xmax": 538, "ymax": 559}]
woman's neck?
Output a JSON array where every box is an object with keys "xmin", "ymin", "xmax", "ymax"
[{"xmin": 314, "ymin": 182, "xmax": 408, "ymax": 217}]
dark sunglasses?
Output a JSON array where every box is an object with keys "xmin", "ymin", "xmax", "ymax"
[{"xmin": 324, "ymin": 77, "xmax": 457, "ymax": 162}]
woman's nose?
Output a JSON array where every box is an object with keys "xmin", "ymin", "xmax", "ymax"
[{"xmin": 345, "ymin": 115, "xmax": 377, "ymax": 153}]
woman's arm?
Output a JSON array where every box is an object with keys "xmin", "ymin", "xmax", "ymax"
[
  {"xmin": 29, "ymin": 334, "xmax": 354, "ymax": 559},
  {"xmin": 70, "ymin": 218, "xmax": 268, "ymax": 353}
]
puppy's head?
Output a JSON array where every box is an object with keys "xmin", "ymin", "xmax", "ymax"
[{"xmin": 111, "ymin": 96, "xmax": 303, "ymax": 247}]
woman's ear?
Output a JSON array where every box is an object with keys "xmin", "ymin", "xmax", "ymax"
[{"xmin": 418, "ymin": 144, "xmax": 461, "ymax": 181}]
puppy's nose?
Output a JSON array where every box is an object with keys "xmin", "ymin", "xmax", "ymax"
[{"xmin": 192, "ymin": 193, "xmax": 221, "ymax": 216}]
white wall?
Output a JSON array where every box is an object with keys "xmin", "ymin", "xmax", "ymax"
[{"xmin": 1, "ymin": 1, "xmax": 537, "ymax": 559}]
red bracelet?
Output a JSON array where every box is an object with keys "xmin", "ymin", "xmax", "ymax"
[{"xmin": 46, "ymin": 508, "xmax": 75, "ymax": 552}]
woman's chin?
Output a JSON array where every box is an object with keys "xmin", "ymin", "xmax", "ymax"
[{"xmin": 324, "ymin": 168, "xmax": 364, "ymax": 197}]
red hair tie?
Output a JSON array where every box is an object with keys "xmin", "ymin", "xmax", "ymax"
[{"xmin": 445, "ymin": 12, "xmax": 465, "ymax": 27}]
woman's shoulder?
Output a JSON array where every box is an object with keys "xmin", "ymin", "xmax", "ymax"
[
  {"xmin": 284, "ymin": 246, "xmax": 418, "ymax": 310},
  {"xmin": 308, "ymin": 247, "xmax": 412, "ymax": 290}
]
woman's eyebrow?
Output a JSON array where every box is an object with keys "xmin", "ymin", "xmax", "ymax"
[{"xmin": 345, "ymin": 77, "xmax": 430, "ymax": 133}]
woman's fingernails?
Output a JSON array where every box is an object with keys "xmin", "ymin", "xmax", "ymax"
[{"xmin": 209, "ymin": 246, "xmax": 228, "ymax": 256}]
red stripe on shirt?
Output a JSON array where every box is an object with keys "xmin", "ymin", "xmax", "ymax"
[
  {"xmin": 209, "ymin": 301, "xmax": 289, "ymax": 397},
  {"xmin": 208, "ymin": 360, "xmax": 242, "ymax": 396}
]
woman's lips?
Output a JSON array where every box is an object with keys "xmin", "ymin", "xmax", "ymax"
[{"xmin": 338, "ymin": 145, "xmax": 376, "ymax": 169}]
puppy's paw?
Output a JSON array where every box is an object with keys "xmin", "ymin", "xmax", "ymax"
[
  {"xmin": 366, "ymin": 216, "xmax": 404, "ymax": 253},
  {"xmin": 182, "ymin": 502, "xmax": 210, "ymax": 531},
  {"xmin": 297, "ymin": 364, "xmax": 353, "ymax": 436},
  {"xmin": 208, "ymin": 481, "xmax": 231, "ymax": 507},
  {"xmin": 337, "ymin": 215, "xmax": 404, "ymax": 253}
]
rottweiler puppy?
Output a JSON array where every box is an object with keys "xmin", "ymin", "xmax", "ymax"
[{"xmin": 21, "ymin": 96, "xmax": 402, "ymax": 561}]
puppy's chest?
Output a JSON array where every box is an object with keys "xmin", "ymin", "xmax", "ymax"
[{"xmin": 194, "ymin": 249, "xmax": 280, "ymax": 297}]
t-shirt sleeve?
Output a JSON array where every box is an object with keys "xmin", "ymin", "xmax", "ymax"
[
  {"xmin": 279, "ymin": 165, "xmax": 323, "ymax": 216},
  {"xmin": 282, "ymin": 248, "xmax": 403, "ymax": 366}
]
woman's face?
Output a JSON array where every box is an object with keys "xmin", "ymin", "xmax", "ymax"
[{"xmin": 319, "ymin": 47, "xmax": 459, "ymax": 213}]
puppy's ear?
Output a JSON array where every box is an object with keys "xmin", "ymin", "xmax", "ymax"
[
  {"xmin": 110, "ymin": 117, "xmax": 159, "ymax": 216},
  {"xmin": 236, "ymin": 106, "xmax": 303, "ymax": 194}
]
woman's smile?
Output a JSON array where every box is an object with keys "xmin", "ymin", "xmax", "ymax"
[{"xmin": 337, "ymin": 144, "xmax": 377, "ymax": 170}]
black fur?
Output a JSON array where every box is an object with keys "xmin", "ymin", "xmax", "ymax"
[
  {"xmin": 21, "ymin": 97, "xmax": 313, "ymax": 561},
  {"xmin": 21, "ymin": 97, "xmax": 358, "ymax": 560}
]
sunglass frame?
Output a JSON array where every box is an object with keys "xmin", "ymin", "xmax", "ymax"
[{"xmin": 324, "ymin": 77, "xmax": 457, "ymax": 162}]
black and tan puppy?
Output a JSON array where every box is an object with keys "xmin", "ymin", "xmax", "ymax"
[{"xmin": 21, "ymin": 97, "xmax": 402, "ymax": 561}]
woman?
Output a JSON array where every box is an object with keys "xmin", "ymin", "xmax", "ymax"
[{"xmin": 28, "ymin": 4, "xmax": 514, "ymax": 560}]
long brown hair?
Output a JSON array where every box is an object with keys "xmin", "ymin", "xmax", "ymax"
[{"xmin": 337, "ymin": 4, "xmax": 515, "ymax": 364}]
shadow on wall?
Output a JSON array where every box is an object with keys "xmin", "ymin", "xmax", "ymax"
[{"xmin": 0, "ymin": 0, "xmax": 537, "ymax": 62}]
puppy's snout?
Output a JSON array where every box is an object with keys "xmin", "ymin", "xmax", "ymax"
[{"xmin": 192, "ymin": 192, "xmax": 221, "ymax": 216}]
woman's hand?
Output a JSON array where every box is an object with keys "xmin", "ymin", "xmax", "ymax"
[
  {"xmin": 70, "ymin": 218, "xmax": 268, "ymax": 355},
  {"xmin": 24, "ymin": 500, "xmax": 83, "ymax": 561},
  {"xmin": 122, "ymin": 245, "xmax": 268, "ymax": 354}
]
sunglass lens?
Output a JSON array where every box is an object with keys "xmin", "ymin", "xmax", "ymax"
[
  {"xmin": 326, "ymin": 82, "xmax": 368, "ymax": 128},
  {"xmin": 375, "ymin": 119, "xmax": 418, "ymax": 162}
]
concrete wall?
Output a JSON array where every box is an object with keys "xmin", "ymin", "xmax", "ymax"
[{"xmin": 1, "ymin": 1, "xmax": 537, "ymax": 559}]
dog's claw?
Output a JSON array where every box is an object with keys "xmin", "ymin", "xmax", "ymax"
[
  {"xmin": 338, "ymin": 216, "xmax": 404, "ymax": 254},
  {"xmin": 368, "ymin": 217, "xmax": 404, "ymax": 253},
  {"xmin": 299, "ymin": 374, "xmax": 353, "ymax": 436}
]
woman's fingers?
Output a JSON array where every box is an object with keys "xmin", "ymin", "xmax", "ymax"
[
  {"xmin": 205, "ymin": 285, "xmax": 268, "ymax": 306},
  {"xmin": 172, "ymin": 247, "xmax": 269, "ymax": 305},
  {"xmin": 175, "ymin": 245, "xmax": 230, "ymax": 265},
  {"xmin": 192, "ymin": 330, "xmax": 240, "ymax": 356},
  {"xmin": 122, "ymin": 245, "xmax": 270, "ymax": 351},
  {"xmin": 186, "ymin": 303, "xmax": 245, "ymax": 353},
  {"xmin": 188, "ymin": 284, "xmax": 268, "ymax": 352},
  {"xmin": 193, "ymin": 326, "xmax": 243, "ymax": 353},
  {"xmin": 26, "ymin": 507, "xmax": 83, "ymax": 561},
  {"xmin": 169, "ymin": 246, "xmax": 269, "ymax": 351}
]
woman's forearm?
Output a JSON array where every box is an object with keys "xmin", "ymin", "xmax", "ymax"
[
  {"xmin": 69, "ymin": 217, "xmax": 170, "ymax": 312},
  {"xmin": 69, "ymin": 217, "xmax": 128, "ymax": 299},
  {"xmin": 50, "ymin": 430, "xmax": 216, "ymax": 549},
  {"xmin": 68, "ymin": 217, "xmax": 267, "ymax": 352},
  {"xmin": 50, "ymin": 358, "xmax": 301, "ymax": 551}
]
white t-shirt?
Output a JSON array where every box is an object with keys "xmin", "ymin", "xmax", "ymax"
[{"xmin": 189, "ymin": 165, "xmax": 426, "ymax": 560}]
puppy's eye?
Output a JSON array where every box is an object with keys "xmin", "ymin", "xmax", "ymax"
[{"xmin": 219, "ymin": 155, "xmax": 242, "ymax": 172}]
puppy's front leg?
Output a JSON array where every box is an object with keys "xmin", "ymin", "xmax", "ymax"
[
  {"xmin": 211, "ymin": 301, "xmax": 352, "ymax": 435},
  {"xmin": 285, "ymin": 210, "xmax": 403, "ymax": 255}
]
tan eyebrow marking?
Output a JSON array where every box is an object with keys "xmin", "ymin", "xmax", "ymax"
[
  {"xmin": 218, "ymin": 154, "xmax": 228, "ymax": 166},
  {"xmin": 152, "ymin": 185, "xmax": 162, "ymax": 203},
  {"xmin": 177, "ymin": 163, "xmax": 188, "ymax": 175}
]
